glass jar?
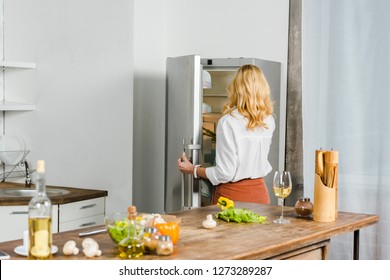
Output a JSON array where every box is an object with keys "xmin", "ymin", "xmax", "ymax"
[
  {"xmin": 117, "ymin": 206, "xmax": 145, "ymax": 259},
  {"xmin": 157, "ymin": 235, "xmax": 173, "ymax": 256},
  {"xmin": 295, "ymin": 197, "xmax": 314, "ymax": 217},
  {"xmin": 142, "ymin": 227, "xmax": 161, "ymax": 254},
  {"xmin": 155, "ymin": 221, "xmax": 180, "ymax": 244}
]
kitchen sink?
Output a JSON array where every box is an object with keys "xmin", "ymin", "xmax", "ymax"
[{"xmin": 0, "ymin": 188, "xmax": 70, "ymax": 197}]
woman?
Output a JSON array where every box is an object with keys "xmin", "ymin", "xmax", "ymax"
[{"xmin": 177, "ymin": 64, "xmax": 275, "ymax": 204}]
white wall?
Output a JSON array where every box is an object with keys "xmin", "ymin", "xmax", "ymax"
[
  {"xmin": 132, "ymin": 0, "xmax": 167, "ymax": 213},
  {"xmin": 2, "ymin": 0, "xmax": 134, "ymax": 214},
  {"xmin": 133, "ymin": 0, "xmax": 290, "ymax": 213},
  {"xmin": 166, "ymin": 0, "xmax": 289, "ymax": 61}
]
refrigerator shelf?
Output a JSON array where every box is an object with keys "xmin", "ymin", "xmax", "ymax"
[{"xmin": 203, "ymin": 93, "xmax": 228, "ymax": 97}]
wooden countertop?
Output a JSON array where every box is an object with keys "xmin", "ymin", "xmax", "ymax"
[
  {"xmin": 0, "ymin": 202, "xmax": 378, "ymax": 260},
  {"xmin": 0, "ymin": 182, "xmax": 108, "ymax": 206}
]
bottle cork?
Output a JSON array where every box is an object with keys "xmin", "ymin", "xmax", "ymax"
[
  {"xmin": 128, "ymin": 205, "xmax": 136, "ymax": 213},
  {"xmin": 36, "ymin": 160, "xmax": 45, "ymax": 173},
  {"xmin": 128, "ymin": 205, "xmax": 137, "ymax": 220}
]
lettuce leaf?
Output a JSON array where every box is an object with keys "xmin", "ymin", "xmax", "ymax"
[
  {"xmin": 215, "ymin": 208, "xmax": 268, "ymax": 224},
  {"xmin": 108, "ymin": 219, "xmax": 129, "ymax": 243}
]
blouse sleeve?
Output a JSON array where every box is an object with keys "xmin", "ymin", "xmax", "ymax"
[{"xmin": 205, "ymin": 117, "xmax": 238, "ymax": 185}]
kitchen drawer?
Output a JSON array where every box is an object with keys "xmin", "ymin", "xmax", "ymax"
[
  {"xmin": 59, "ymin": 197, "xmax": 105, "ymax": 223},
  {"xmin": 59, "ymin": 214, "xmax": 105, "ymax": 232},
  {"xmin": 266, "ymin": 240, "xmax": 330, "ymax": 260},
  {"xmin": 0, "ymin": 205, "xmax": 58, "ymax": 243}
]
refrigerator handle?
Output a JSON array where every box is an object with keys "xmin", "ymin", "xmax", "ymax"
[
  {"xmin": 181, "ymin": 139, "xmax": 201, "ymax": 210},
  {"xmin": 185, "ymin": 144, "xmax": 202, "ymax": 151}
]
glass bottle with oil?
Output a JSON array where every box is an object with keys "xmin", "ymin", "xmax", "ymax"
[
  {"xmin": 117, "ymin": 205, "xmax": 144, "ymax": 259},
  {"xmin": 28, "ymin": 160, "xmax": 52, "ymax": 260}
]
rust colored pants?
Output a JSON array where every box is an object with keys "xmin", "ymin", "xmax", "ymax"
[{"xmin": 211, "ymin": 178, "xmax": 270, "ymax": 205}]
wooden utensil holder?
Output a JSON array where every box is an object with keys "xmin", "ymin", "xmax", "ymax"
[{"xmin": 313, "ymin": 174, "xmax": 338, "ymax": 222}]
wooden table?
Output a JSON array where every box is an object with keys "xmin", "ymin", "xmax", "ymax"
[{"xmin": 0, "ymin": 202, "xmax": 378, "ymax": 260}]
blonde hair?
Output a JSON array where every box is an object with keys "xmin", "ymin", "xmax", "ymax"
[{"xmin": 223, "ymin": 64, "xmax": 273, "ymax": 130}]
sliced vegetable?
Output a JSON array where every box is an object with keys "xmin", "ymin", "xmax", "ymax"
[
  {"xmin": 215, "ymin": 208, "xmax": 268, "ymax": 224},
  {"xmin": 108, "ymin": 219, "xmax": 145, "ymax": 244},
  {"xmin": 107, "ymin": 219, "xmax": 129, "ymax": 243}
]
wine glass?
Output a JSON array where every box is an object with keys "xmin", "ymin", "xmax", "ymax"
[{"xmin": 273, "ymin": 171, "xmax": 292, "ymax": 224}]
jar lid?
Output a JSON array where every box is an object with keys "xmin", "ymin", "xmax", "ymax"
[
  {"xmin": 159, "ymin": 235, "xmax": 171, "ymax": 242},
  {"xmin": 298, "ymin": 197, "xmax": 311, "ymax": 202},
  {"xmin": 145, "ymin": 227, "xmax": 158, "ymax": 234}
]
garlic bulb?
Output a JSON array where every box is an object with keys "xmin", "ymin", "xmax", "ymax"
[{"xmin": 202, "ymin": 214, "xmax": 217, "ymax": 229}]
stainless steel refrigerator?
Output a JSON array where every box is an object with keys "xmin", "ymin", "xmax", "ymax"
[{"xmin": 165, "ymin": 55, "xmax": 282, "ymax": 213}]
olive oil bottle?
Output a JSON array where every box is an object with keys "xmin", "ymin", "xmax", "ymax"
[
  {"xmin": 117, "ymin": 205, "xmax": 144, "ymax": 259},
  {"xmin": 28, "ymin": 160, "xmax": 52, "ymax": 260}
]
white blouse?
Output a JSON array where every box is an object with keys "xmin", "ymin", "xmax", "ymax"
[{"xmin": 205, "ymin": 109, "xmax": 275, "ymax": 186}]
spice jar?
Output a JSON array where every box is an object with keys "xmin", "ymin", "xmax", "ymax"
[
  {"xmin": 157, "ymin": 235, "xmax": 173, "ymax": 256},
  {"xmin": 142, "ymin": 227, "xmax": 161, "ymax": 254},
  {"xmin": 295, "ymin": 197, "xmax": 314, "ymax": 217},
  {"xmin": 155, "ymin": 221, "xmax": 180, "ymax": 244}
]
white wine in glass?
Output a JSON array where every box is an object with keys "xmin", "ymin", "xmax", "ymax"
[{"xmin": 273, "ymin": 171, "xmax": 292, "ymax": 224}]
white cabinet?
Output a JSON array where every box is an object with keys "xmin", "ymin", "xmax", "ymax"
[
  {"xmin": 0, "ymin": 204, "xmax": 58, "ymax": 243},
  {"xmin": 58, "ymin": 197, "xmax": 106, "ymax": 232},
  {"xmin": 0, "ymin": 60, "xmax": 36, "ymax": 111},
  {"xmin": 0, "ymin": 197, "xmax": 106, "ymax": 242}
]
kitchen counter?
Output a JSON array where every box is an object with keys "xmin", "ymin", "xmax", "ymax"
[
  {"xmin": 0, "ymin": 202, "xmax": 378, "ymax": 260},
  {"xmin": 0, "ymin": 182, "xmax": 108, "ymax": 243},
  {"xmin": 0, "ymin": 182, "xmax": 108, "ymax": 206}
]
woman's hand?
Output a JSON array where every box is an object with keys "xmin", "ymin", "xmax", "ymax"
[{"xmin": 177, "ymin": 152, "xmax": 194, "ymax": 175}]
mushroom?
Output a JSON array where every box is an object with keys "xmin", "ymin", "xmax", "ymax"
[
  {"xmin": 82, "ymin": 238, "xmax": 102, "ymax": 258},
  {"xmin": 202, "ymin": 214, "xmax": 217, "ymax": 229},
  {"xmin": 62, "ymin": 240, "xmax": 80, "ymax": 256}
]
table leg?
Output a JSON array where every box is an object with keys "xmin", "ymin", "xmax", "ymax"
[{"xmin": 353, "ymin": 230, "xmax": 360, "ymax": 260}]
